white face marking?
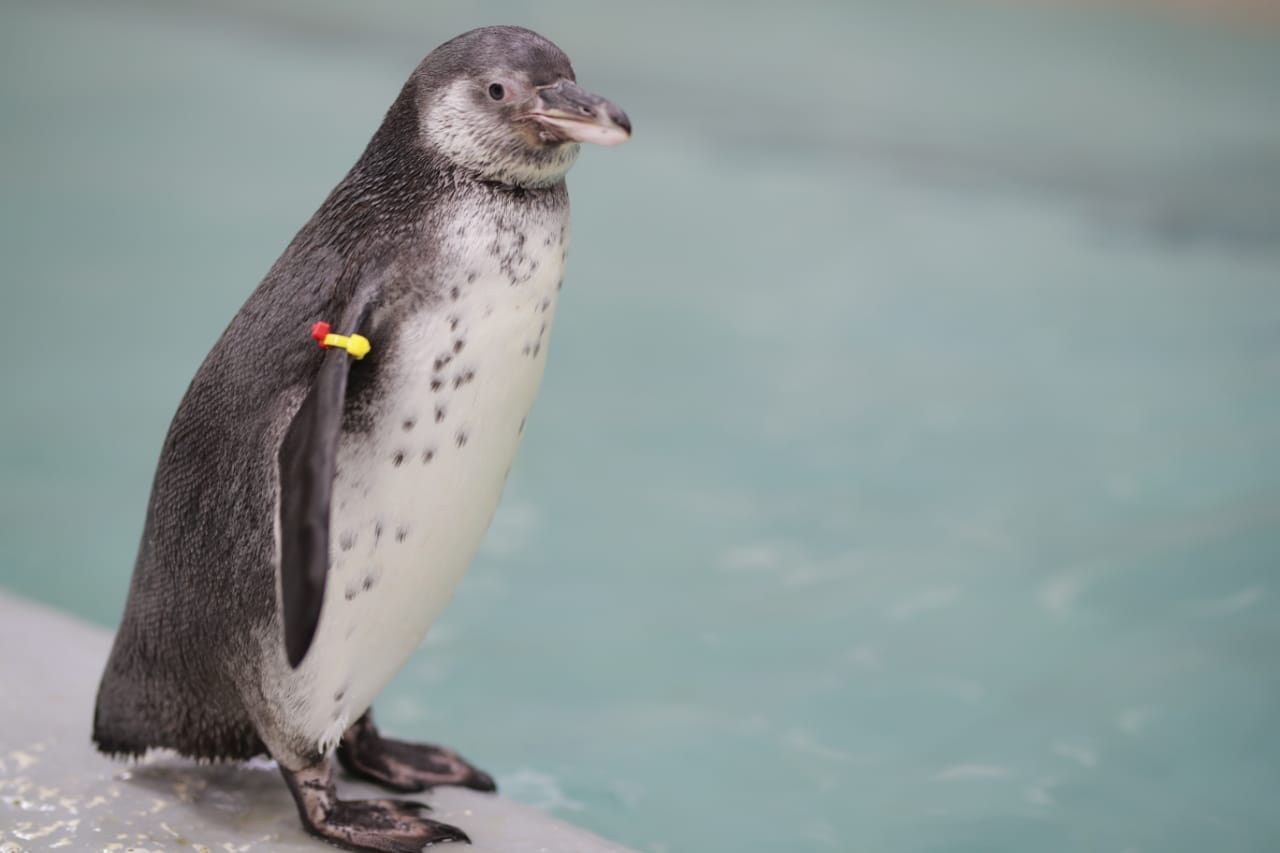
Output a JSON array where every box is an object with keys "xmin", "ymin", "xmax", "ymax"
[
  {"xmin": 424, "ymin": 80, "xmax": 580, "ymax": 188},
  {"xmin": 272, "ymin": 200, "xmax": 571, "ymax": 746}
]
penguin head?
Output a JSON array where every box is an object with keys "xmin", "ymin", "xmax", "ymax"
[{"xmin": 411, "ymin": 26, "xmax": 631, "ymax": 188}]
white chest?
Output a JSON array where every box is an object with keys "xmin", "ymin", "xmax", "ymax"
[{"xmin": 286, "ymin": 206, "xmax": 569, "ymax": 747}]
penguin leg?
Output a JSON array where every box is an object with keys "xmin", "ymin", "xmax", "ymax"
[
  {"xmin": 337, "ymin": 709, "xmax": 497, "ymax": 793},
  {"xmin": 281, "ymin": 756, "xmax": 470, "ymax": 852}
]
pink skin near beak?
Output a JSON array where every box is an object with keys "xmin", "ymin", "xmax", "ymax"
[{"xmin": 523, "ymin": 79, "xmax": 631, "ymax": 147}]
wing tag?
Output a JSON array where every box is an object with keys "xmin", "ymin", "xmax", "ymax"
[{"xmin": 310, "ymin": 321, "xmax": 371, "ymax": 360}]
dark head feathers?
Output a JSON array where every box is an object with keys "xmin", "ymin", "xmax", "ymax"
[{"xmin": 414, "ymin": 26, "xmax": 576, "ymax": 88}]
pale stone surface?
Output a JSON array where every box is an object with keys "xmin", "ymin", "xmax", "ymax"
[{"xmin": 0, "ymin": 592, "xmax": 635, "ymax": 853}]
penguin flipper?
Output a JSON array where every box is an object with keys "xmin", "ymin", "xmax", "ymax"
[{"xmin": 279, "ymin": 345, "xmax": 357, "ymax": 668}]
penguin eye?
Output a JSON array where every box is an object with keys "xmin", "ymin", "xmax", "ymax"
[{"xmin": 487, "ymin": 83, "xmax": 506, "ymax": 101}]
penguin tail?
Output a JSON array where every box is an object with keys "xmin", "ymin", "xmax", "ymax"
[
  {"xmin": 91, "ymin": 643, "xmax": 161, "ymax": 758},
  {"xmin": 91, "ymin": 711, "xmax": 148, "ymax": 758},
  {"xmin": 92, "ymin": 627, "xmax": 268, "ymax": 762}
]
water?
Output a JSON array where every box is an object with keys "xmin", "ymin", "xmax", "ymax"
[{"xmin": 2, "ymin": 1, "xmax": 1279, "ymax": 850}]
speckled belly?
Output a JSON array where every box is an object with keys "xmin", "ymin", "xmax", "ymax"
[{"xmin": 287, "ymin": 215, "xmax": 567, "ymax": 748}]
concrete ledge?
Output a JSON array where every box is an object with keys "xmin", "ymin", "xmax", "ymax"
[{"xmin": 0, "ymin": 592, "xmax": 635, "ymax": 853}]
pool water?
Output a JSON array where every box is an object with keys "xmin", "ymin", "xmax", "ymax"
[{"xmin": 2, "ymin": 1, "xmax": 1279, "ymax": 851}]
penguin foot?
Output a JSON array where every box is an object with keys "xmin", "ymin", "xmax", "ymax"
[
  {"xmin": 338, "ymin": 709, "xmax": 497, "ymax": 793},
  {"xmin": 306, "ymin": 799, "xmax": 467, "ymax": 852},
  {"xmin": 282, "ymin": 760, "xmax": 469, "ymax": 852}
]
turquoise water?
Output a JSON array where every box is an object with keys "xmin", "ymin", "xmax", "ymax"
[{"xmin": 3, "ymin": 1, "xmax": 1280, "ymax": 850}]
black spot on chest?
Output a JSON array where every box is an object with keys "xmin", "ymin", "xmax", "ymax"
[{"xmin": 331, "ymin": 186, "xmax": 568, "ymax": 441}]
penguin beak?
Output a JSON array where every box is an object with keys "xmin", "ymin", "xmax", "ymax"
[{"xmin": 525, "ymin": 80, "xmax": 631, "ymax": 147}]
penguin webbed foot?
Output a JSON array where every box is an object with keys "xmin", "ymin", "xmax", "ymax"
[
  {"xmin": 338, "ymin": 709, "xmax": 497, "ymax": 794},
  {"xmin": 310, "ymin": 798, "xmax": 467, "ymax": 853},
  {"xmin": 282, "ymin": 760, "xmax": 469, "ymax": 852}
]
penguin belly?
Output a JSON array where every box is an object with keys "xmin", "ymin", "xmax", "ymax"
[{"xmin": 280, "ymin": 214, "xmax": 567, "ymax": 750}]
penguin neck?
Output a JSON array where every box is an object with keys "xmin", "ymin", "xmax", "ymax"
[{"xmin": 310, "ymin": 92, "xmax": 567, "ymax": 253}]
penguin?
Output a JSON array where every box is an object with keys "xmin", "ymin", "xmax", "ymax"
[{"xmin": 92, "ymin": 26, "xmax": 629, "ymax": 851}]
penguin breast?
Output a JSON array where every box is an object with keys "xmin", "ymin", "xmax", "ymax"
[{"xmin": 283, "ymin": 202, "xmax": 570, "ymax": 747}]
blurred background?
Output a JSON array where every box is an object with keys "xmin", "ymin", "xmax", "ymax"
[{"xmin": 3, "ymin": 0, "xmax": 1279, "ymax": 850}]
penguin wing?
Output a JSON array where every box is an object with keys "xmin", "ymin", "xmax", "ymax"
[{"xmin": 278, "ymin": 305, "xmax": 373, "ymax": 668}]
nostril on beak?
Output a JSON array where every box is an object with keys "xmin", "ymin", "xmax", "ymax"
[{"xmin": 609, "ymin": 105, "xmax": 632, "ymax": 134}]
